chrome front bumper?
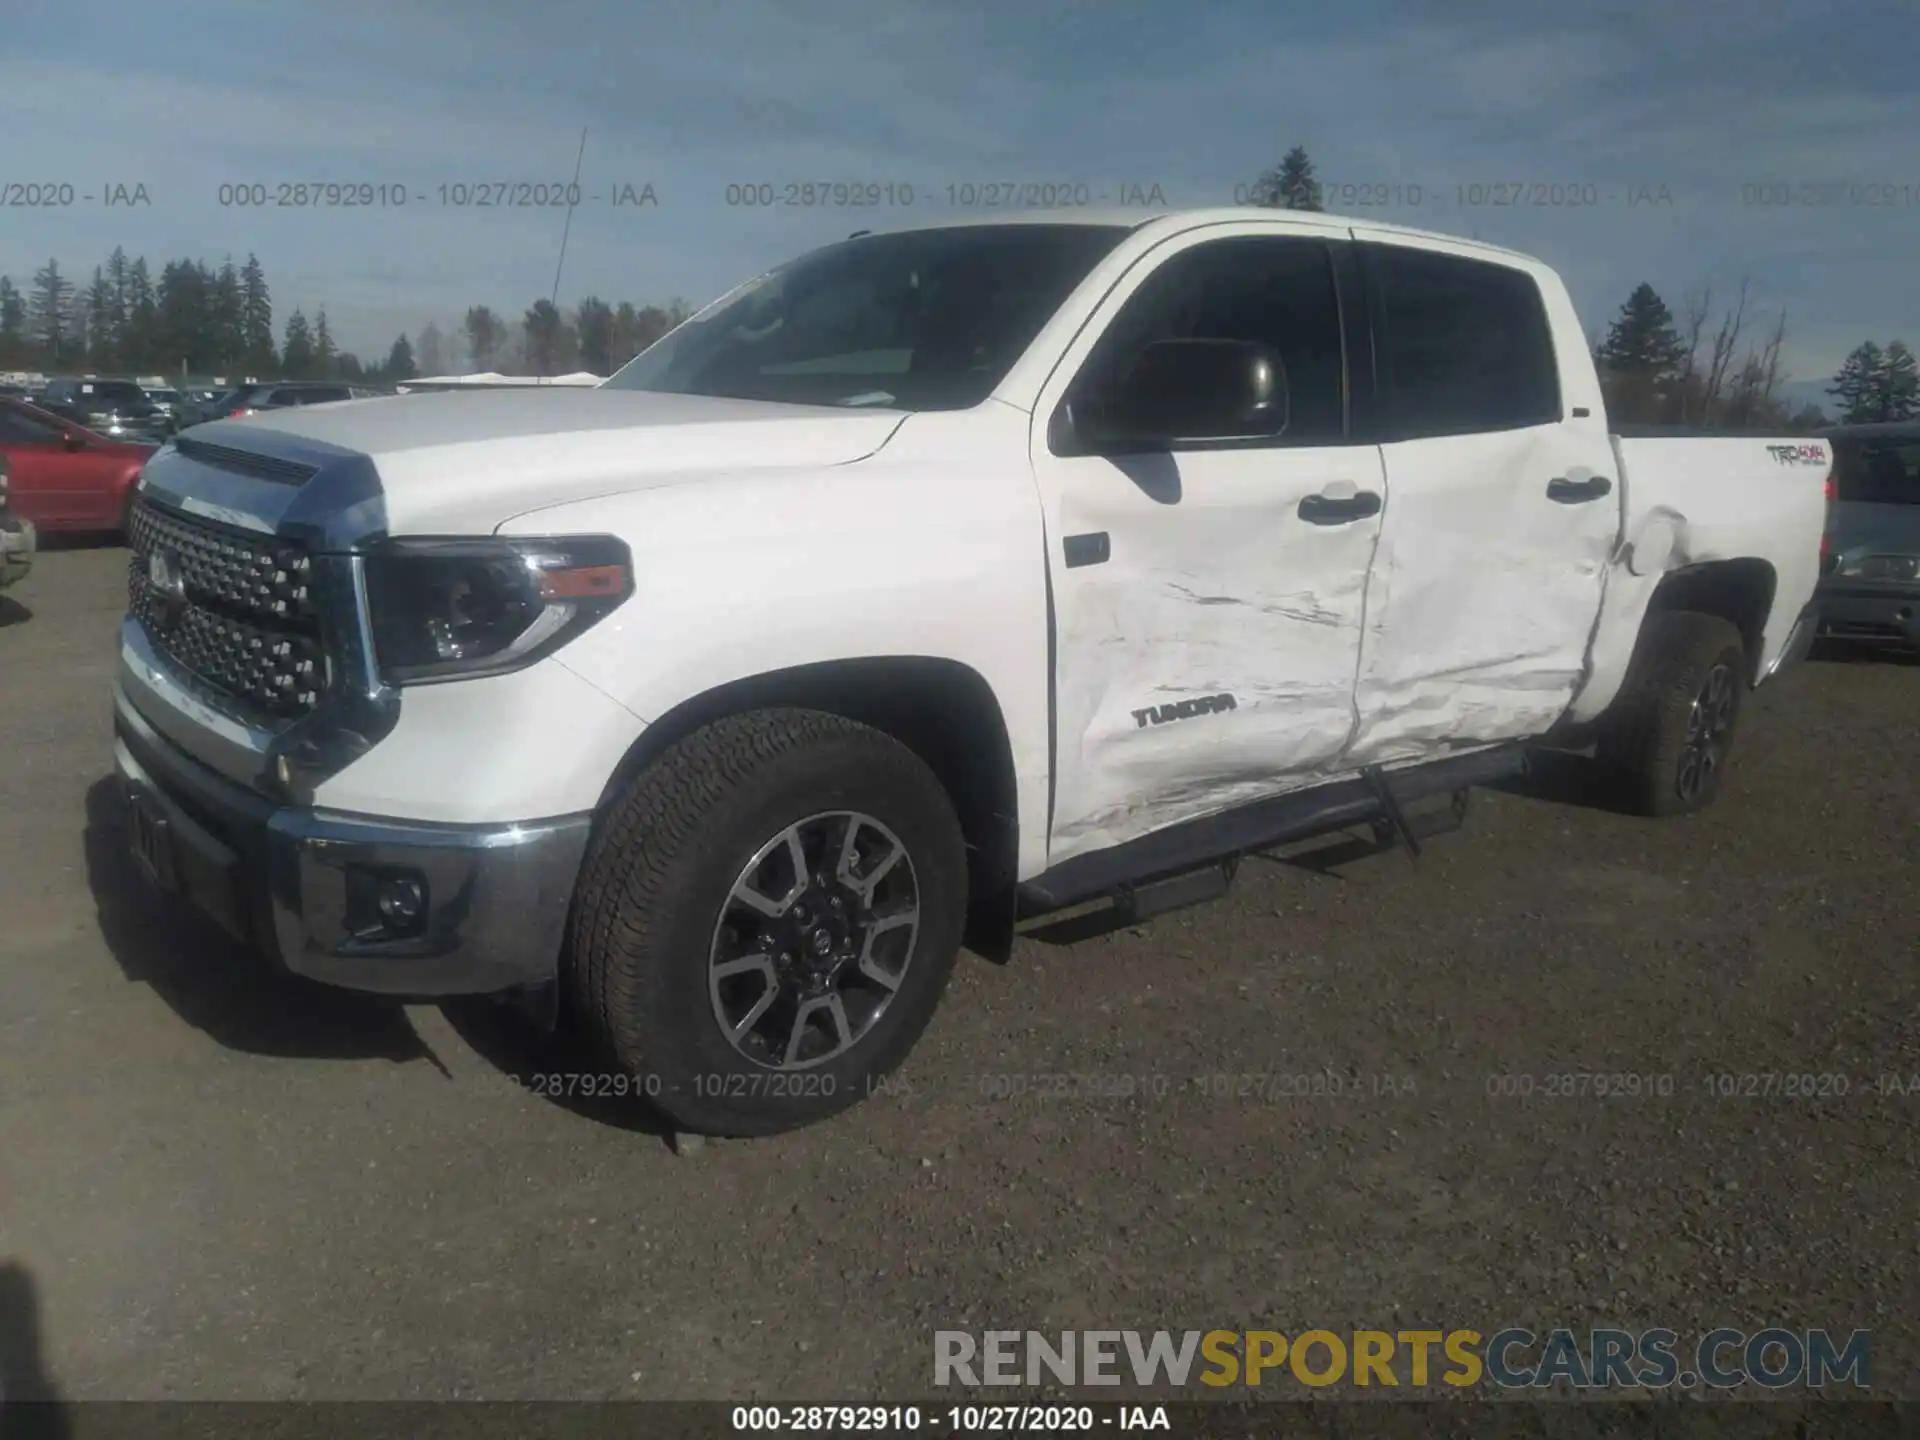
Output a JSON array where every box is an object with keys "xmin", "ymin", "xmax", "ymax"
[{"xmin": 112, "ymin": 680, "xmax": 591, "ymax": 998}]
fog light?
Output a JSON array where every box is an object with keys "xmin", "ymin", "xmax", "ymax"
[{"xmin": 377, "ymin": 876, "xmax": 425, "ymax": 926}]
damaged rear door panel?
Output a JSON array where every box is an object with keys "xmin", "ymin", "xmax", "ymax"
[
  {"xmin": 1028, "ymin": 224, "xmax": 1386, "ymax": 866},
  {"xmin": 1341, "ymin": 234, "xmax": 1622, "ymax": 767}
]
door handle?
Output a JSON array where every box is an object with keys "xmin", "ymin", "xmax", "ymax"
[
  {"xmin": 1297, "ymin": 490, "xmax": 1382, "ymax": 525},
  {"xmin": 1546, "ymin": 475, "xmax": 1613, "ymax": 503}
]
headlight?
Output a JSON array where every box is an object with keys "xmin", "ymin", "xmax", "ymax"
[
  {"xmin": 363, "ymin": 535, "xmax": 633, "ymax": 684},
  {"xmin": 1836, "ymin": 553, "xmax": 1919, "ymax": 581}
]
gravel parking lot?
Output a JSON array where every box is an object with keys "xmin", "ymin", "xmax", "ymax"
[{"xmin": 2, "ymin": 542, "xmax": 1916, "ymax": 1403}]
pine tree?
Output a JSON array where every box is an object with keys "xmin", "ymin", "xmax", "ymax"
[
  {"xmin": 0, "ymin": 278, "xmax": 26, "ymax": 366},
  {"xmin": 523, "ymin": 299, "xmax": 566, "ymax": 373},
  {"xmin": 282, "ymin": 309, "xmax": 315, "ymax": 378},
  {"xmin": 604, "ymin": 301, "xmax": 634, "ymax": 368},
  {"xmin": 314, "ymin": 308, "xmax": 337, "ymax": 379},
  {"xmin": 463, "ymin": 305, "xmax": 502, "ymax": 369},
  {"xmin": 1875, "ymin": 340, "xmax": 1920, "ymax": 421},
  {"xmin": 212, "ymin": 260, "xmax": 243, "ymax": 374},
  {"xmin": 1828, "ymin": 342, "xmax": 1885, "ymax": 423},
  {"xmin": 241, "ymin": 254, "xmax": 274, "ymax": 376},
  {"xmin": 416, "ymin": 320, "xmax": 445, "ymax": 376},
  {"xmin": 1596, "ymin": 283, "xmax": 1688, "ymax": 423},
  {"xmin": 385, "ymin": 333, "xmax": 415, "ymax": 381},
  {"xmin": 1246, "ymin": 145, "xmax": 1324, "ymax": 211},
  {"xmin": 29, "ymin": 260, "xmax": 75, "ymax": 363},
  {"xmin": 574, "ymin": 298, "xmax": 614, "ymax": 374},
  {"xmin": 1597, "ymin": 284, "xmax": 1687, "ymax": 378},
  {"xmin": 105, "ymin": 247, "xmax": 131, "ymax": 360},
  {"xmin": 124, "ymin": 259, "xmax": 157, "ymax": 372},
  {"xmin": 85, "ymin": 267, "xmax": 115, "ymax": 370}
]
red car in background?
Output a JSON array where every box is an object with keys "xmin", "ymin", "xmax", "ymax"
[{"xmin": 0, "ymin": 397, "xmax": 157, "ymax": 535}]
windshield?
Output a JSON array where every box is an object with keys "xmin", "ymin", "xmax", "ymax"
[{"xmin": 602, "ymin": 224, "xmax": 1129, "ymax": 411}]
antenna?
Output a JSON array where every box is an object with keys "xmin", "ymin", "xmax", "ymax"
[{"xmin": 546, "ymin": 126, "xmax": 589, "ymax": 380}]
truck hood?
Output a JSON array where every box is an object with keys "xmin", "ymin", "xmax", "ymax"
[{"xmin": 180, "ymin": 389, "xmax": 908, "ymax": 536}]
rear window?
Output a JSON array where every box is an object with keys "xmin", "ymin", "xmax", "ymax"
[
  {"xmin": 1833, "ymin": 439, "xmax": 1920, "ymax": 505},
  {"xmin": 82, "ymin": 381, "xmax": 148, "ymax": 404},
  {"xmin": 1370, "ymin": 244, "xmax": 1563, "ymax": 439}
]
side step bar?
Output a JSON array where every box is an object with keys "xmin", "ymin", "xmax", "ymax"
[{"xmin": 1015, "ymin": 744, "xmax": 1523, "ymax": 941}]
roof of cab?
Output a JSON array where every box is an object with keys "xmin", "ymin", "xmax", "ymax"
[{"xmin": 853, "ymin": 205, "xmax": 1541, "ymax": 266}]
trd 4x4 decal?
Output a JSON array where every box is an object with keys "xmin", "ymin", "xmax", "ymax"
[
  {"xmin": 1131, "ymin": 694, "xmax": 1238, "ymax": 728},
  {"xmin": 1765, "ymin": 443, "xmax": 1827, "ymax": 466}
]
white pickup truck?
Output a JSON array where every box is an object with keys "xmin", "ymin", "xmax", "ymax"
[{"xmin": 113, "ymin": 208, "xmax": 1831, "ymax": 1134}]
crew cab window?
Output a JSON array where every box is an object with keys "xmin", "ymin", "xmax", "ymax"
[
  {"xmin": 0, "ymin": 406, "xmax": 64, "ymax": 444},
  {"xmin": 1070, "ymin": 235, "xmax": 1348, "ymax": 444},
  {"xmin": 1370, "ymin": 246, "xmax": 1561, "ymax": 438},
  {"xmin": 1834, "ymin": 439, "xmax": 1920, "ymax": 504}
]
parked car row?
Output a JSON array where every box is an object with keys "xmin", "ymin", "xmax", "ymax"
[
  {"xmin": 177, "ymin": 381, "xmax": 387, "ymax": 426},
  {"xmin": 32, "ymin": 378, "xmax": 174, "ymax": 444}
]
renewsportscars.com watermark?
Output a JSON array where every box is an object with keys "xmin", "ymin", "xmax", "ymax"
[{"xmin": 934, "ymin": 1328, "xmax": 1871, "ymax": 1391}]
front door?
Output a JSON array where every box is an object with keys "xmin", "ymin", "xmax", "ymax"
[{"xmin": 1029, "ymin": 226, "xmax": 1385, "ymax": 866}]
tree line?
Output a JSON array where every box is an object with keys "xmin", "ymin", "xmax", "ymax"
[
  {"xmin": 1246, "ymin": 146, "xmax": 1917, "ymax": 427},
  {"xmin": 4, "ymin": 146, "xmax": 1915, "ymax": 427},
  {"xmin": 0, "ymin": 250, "xmax": 691, "ymax": 384}
]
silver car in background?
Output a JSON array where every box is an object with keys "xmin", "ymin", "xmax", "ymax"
[{"xmin": 1817, "ymin": 422, "xmax": 1920, "ymax": 653}]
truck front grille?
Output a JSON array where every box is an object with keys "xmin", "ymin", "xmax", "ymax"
[{"xmin": 126, "ymin": 495, "xmax": 326, "ymax": 721}]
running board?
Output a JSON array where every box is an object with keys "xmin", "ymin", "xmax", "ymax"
[
  {"xmin": 1017, "ymin": 744, "xmax": 1521, "ymax": 922},
  {"xmin": 1019, "ymin": 859, "xmax": 1238, "ymax": 945},
  {"xmin": 1273, "ymin": 787, "xmax": 1470, "ymax": 872}
]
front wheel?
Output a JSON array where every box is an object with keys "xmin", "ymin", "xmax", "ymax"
[
  {"xmin": 566, "ymin": 708, "xmax": 968, "ymax": 1135},
  {"xmin": 1596, "ymin": 612, "xmax": 1747, "ymax": 817}
]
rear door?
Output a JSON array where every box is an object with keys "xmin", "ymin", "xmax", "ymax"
[{"xmin": 1341, "ymin": 234, "xmax": 1621, "ymax": 767}]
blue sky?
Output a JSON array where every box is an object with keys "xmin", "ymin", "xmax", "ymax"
[{"xmin": 2, "ymin": 0, "xmax": 1914, "ymax": 398}]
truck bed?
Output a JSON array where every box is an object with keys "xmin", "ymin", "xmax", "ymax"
[{"xmin": 1561, "ymin": 432, "xmax": 1831, "ymax": 726}]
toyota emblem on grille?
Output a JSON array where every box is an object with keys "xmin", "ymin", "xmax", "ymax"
[{"xmin": 147, "ymin": 548, "xmax": 187, "ymax": 623}]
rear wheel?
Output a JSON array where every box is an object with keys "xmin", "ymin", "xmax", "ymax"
[
  {"xmin": 566, "ymin": 708, "xmax": 968, "ymax": 1135},
  {"xmin": 1596, "ymin": 612, "xmax": 1747, "ymax": 817}
]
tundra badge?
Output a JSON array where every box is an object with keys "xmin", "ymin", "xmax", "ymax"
[{"xmin": 1131, "ymin": 693, "xmax": 1237, "ymax": 728}]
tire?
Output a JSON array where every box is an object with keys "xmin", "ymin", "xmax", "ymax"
[
  {"xmin": 566, "ymin": 708, "xmax": 968, "ymax": 1136},
  {"xmin": 1595, "ymin": 612, "xmax": 1747, "ymax": 817}
]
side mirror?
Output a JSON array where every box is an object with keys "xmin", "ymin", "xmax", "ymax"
[
  {"xmin": 64, "ymin": 431, "xmax": 86, "ymax": 451},
  {"xmin": 1078, "ymin": 338, "xmax": 1290, "ymax": 452}
]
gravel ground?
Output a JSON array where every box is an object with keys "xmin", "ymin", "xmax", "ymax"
[{"xmin": 1, "ymin": 542, "xmax": 1915, "ymax": 1405}]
